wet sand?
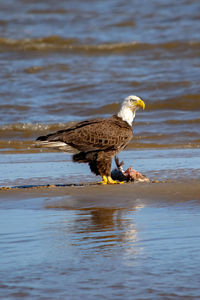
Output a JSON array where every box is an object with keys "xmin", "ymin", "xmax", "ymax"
[
  {"xmin": 1, "ymin": 149, "xmax": 200, "ymax": 299},
  {"xmin": 1, "ymin": 148, "xmax": 200, "ymax": 209},
  {"xmin": 1, "ymin": 180, "xmax": 200, "ymax": 209},
  {"xmin": 1, "ymin": 178, "xmax": 200, "ymax": 299}
]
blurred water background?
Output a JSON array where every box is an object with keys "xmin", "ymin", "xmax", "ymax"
[{"xmin": 0, "ymin": 0, "xmax": 199, "ymax": 152}]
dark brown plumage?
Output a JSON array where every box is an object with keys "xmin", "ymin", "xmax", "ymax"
[
  {"xmin": 35, "ymin": 95, "xmax": 145, "ymax": 184},
  {"xmin": 36, "ymin": 115, "xmax": 133, "ymax": 177}
]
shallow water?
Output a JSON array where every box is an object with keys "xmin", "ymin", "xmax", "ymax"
[
  {"xmin": 1, "ymin": 147, "xmax": 200, "ymax": 298},
  {"xmin": 1, "ymin": 148, "xmax": 200, "ymax": 187},
  {"xmin": 1, "ymin": 193, "xmax": 200, "ymax": 299}
]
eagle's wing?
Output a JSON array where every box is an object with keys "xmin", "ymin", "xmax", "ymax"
[{"xmin": 37, "ymin": 116, "xmax": 133, "ymax": 152}]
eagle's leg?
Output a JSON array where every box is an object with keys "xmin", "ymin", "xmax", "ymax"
[
  {"xmin": 97, "ymin": 152, "xmax": 123, "ymax": 184},
  {"xmin": 99, "ymin": 175, "xmax": 108, "ymax": 185}
]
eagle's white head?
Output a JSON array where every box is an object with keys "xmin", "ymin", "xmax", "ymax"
[{"xmin": 117, "ymin": 95, "xmax": 145, "ymax": 126}]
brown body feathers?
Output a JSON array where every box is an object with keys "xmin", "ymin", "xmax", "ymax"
[{"xmin": 36, "ymin": 115, "xmax": 133, "ymax": 177}]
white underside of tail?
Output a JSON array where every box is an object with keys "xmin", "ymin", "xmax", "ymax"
[{"xmin": 34, "ymin": 141, "xmax": 78, "ymax": 153}]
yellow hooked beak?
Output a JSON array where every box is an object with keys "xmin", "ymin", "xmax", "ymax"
[{"xmin": 136, "ymin": 98, "xmax": 145, "ymax": 110}]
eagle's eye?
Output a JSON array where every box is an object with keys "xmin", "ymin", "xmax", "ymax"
[{"xmin": 130, "ymin": 98, "xmax": 137, "ymax": 103}]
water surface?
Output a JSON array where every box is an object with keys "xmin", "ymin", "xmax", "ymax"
[
  {"xmin": 0, "ymin": 0, "xmax": 200, "ymax": 298},
  {"xmin": 0, "ymin": 0, "xmax": 199, "ymax": 151},
  {"xmin": 1, "ymin": 192, "xmax": 200, "ymax": 299}
]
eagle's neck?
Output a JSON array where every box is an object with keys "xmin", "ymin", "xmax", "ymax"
[{"xmin": 117, "ymin": 106, "xmax": 135, "ymax": 126}]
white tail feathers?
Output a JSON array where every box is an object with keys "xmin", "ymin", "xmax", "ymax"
[
  {"xmin": 34, "ymin": 141, "xmax": 78, "ymax": 153},
  {"xmin": 35, "ymin": 141, "xmax": 66, "ymax": 147}
]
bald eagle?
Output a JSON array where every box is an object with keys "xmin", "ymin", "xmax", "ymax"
[{"xmin": 35, "ymin": 95, "xmax": 145, "ymax": 184}]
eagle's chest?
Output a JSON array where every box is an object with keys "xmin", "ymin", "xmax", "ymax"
[{"xmin": 115, "ymin": 129, "xmax": 133, "ymax": 151}]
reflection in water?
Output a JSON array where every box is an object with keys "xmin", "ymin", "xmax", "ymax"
[
  {"xmin": 1, "ymin": 200, "xmax": 200, "ymax": 299},
  {"xmin": 90, "ymin": 208, "xmax": 118, "ymax": 229},
  {"xmin": 45, "ymin": 204, "xmax": 145, "ymax": 261}
]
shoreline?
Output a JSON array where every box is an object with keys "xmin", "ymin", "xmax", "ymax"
[
  {"xmin": 1, "ymin": 148, "xmax": 200, "ymax": 188},
  {"xmin": 0, "ymin": 180, "xmax": 199, "ymax": 210}
]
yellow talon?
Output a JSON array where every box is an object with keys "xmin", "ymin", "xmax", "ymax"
[
  {"xmin": 98, "ymin": 175, "xmax": 108, "ymax": 184},
  {"xmin": 98, "ymin": 176, "xmax": 125, "ymax": 185},
  {"xmin": 107, "ymin": 176, "xmax": 119, "ymax": 184}
]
